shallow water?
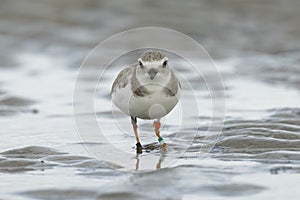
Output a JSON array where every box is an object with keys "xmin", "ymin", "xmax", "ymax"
[{"xmin": 1, "ymin": 0, "xmax": 300, "ymax": 199}]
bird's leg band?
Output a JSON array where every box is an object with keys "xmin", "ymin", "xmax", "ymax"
[{"xmin": 154, "ymin": 121, "xmax": 164, "ymax": 144}]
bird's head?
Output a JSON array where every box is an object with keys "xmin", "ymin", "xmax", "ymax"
[{"xmin": 136, "ymin": 51, "xmax": 171, "ymax": 84}]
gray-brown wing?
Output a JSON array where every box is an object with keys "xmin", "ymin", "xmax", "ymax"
[
  {"xmin": 111, "ymin": 66, "xmax": 134, "ymax": 95},
  {"xmin": 163, "ymin": 70, "xmax": 180, "ymax": 96}
]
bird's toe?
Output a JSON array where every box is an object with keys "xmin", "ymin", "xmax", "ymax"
[{"xmin": 136, "ymin": 142, "xmax": 143, "ymax": 154}]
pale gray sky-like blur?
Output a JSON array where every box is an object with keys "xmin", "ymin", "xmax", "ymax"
[{"xmin": 1, "ymin": 0, "xmax": 299, "ymax": 68}]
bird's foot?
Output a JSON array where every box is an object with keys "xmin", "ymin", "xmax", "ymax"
[
  {"xmin": 136, "ymin": 142, "xmax": 143, "ymax": 154},
  {"xmin": 158, "ymin": 137, "xmax": 167, "ymax": 150}
]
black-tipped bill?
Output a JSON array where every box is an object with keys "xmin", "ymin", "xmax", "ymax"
[{"xmin": 148, "ymin": 69, "xmax": 158, "ymax": 80}]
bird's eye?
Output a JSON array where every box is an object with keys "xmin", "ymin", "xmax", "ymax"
[
  {"xmin": 139, "ymin": 61, "xmax": 144, "ymax": 69},
  {"xmin": 162, "ymin": 60, "xmax": 168, "ymax": 68}
]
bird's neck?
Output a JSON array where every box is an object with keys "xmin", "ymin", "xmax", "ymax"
[{"xmin": 137, "ymin": 72, "xmax": 171, "ymax": 87}]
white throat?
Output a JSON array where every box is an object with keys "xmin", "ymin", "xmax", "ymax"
[{"xmin": 137, "ymin": 70, "xmax": 171, "ymax": 87}]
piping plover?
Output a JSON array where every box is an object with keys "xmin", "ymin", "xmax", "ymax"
[{"xmin": 111, "ymin": 51, "xmax": 181, "ymax": 153}]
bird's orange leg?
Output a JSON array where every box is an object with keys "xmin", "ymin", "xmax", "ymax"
[
  {"xmin": 153, "ymin": 120, "xmax": 166, "ymax": 149},
  {"xmin": 131, "ymin": 117, "xmax": 142, "ymax": 154}
]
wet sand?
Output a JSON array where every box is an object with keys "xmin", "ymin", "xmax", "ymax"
[{"xmin": 1, "ymin": 0, "xmax": 300, "ymax": 199}]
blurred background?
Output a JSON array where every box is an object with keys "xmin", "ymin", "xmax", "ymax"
[
  {"xmin": 2, "ymin": 0, "xmax": 300, "ymax": 63},
  {"xmin": 1, "ymin": 0, "xmax": 300, "ymax": 199}
]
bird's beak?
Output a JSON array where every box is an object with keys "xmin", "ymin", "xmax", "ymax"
[{"xmin": 148, "ymin": 68, "xmax": 158, "ymax": 80}]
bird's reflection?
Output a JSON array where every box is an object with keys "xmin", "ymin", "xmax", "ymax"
[{"xmin": 135, "ymin": 150, "xmax": 166, "ymax": 171}]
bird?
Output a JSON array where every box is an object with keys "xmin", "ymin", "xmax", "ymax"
[{"xmin": 111, "ymin": 51, "xmax": 181, "ymax": 153}]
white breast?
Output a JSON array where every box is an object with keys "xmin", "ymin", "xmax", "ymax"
[{"xmin": 111, "ymin": 82, "xmax": 180, "ymax": 120}]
